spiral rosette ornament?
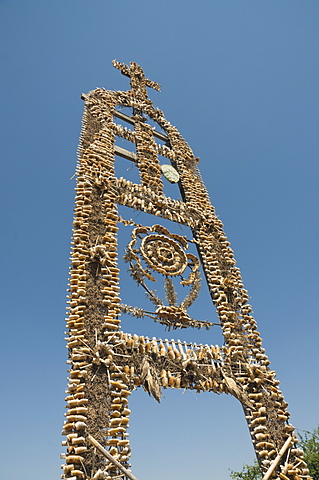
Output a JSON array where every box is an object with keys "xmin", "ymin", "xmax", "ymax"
[
  {"xmin": 125, "ymin": 224, "xmax": 199, "ymax": 286},
  {"xmin": 140, "ymin": 234, "xmax": 187, "ymax": 277}
]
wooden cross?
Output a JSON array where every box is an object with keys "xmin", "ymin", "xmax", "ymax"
[
  {"xmin": 61, "ymin": 62, "xmax": 312, "ymax": 480},
  {"xmin": 112, "ymin": 59, "xmax": 161, "ymax": 98}
]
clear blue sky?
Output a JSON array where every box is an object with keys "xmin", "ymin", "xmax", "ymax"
[{"xmin": 0, "ymin": 1, "xmax": 318, "ymax": 479}]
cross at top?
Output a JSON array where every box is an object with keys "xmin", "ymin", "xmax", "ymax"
[{"xmin": 112, "ymin": 60, "xmax": 161, "ymax": 99}]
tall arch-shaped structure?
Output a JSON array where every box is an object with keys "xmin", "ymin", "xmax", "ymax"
[{"xmin": 61, "ymin": 61, "xmax": 311, "ymax": 480}]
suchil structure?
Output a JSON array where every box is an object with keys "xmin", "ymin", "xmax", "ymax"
[{"xmin": 61, "ymin": 61, "xmax": 312, "ymax": 480}]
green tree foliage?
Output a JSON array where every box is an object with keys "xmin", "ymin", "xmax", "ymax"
[
  {"xmin": 298, "ymin": 427, "xmax": 319, "ymax": 480},
  {"xmin": 229, "ymin": 460, "xmax": 262, "ymax": 480},
  {"xmin": 229, "ymin": 426, "xmax": 319, "ymax": 480}
]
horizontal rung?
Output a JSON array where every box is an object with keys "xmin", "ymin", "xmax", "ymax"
[
  {"xmin": 114, "ymin": 145, "xmax": 138, "ymax": 162},
  {"xmin": 113, "ymin": 110, "xmax": 135, "ymax": 126},
  {"xmin": 113, "ymin": 110, "xmax": 169, "ymax": 142}
]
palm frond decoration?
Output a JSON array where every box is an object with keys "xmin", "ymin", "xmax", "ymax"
[
  {"xmin": 180, "ymin": 270, "xmax": 201, "ymax": 310},
  {"xmin": 164, "ymin": 277, "xmax": 177, "ymax": 306}
]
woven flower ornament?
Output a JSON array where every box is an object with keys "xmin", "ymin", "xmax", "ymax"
[
  {"xmin": 125, "ymin": 224, "xmax": 200, "ymax": 286},
  {"xmin": 122, "ymin": 225, "xmax": 209, "ymax": 329}
]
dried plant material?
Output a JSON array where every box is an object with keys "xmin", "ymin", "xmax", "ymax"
[
  {"xmin": 62, "ymin": 60, "xmax": 309, "ymax": 480},
  {"xmin": 180, "ymin": 269, "xmax": 201, "ymax": 310},
  {"xmin": 145, "ymin": 289, "xmax": 163, "ymax": 308},
  {"xmin": 164, "ymin": 277, "xmax": 177, "ymax": 306},
  {"xmin": 120, "ymin": 302, "xmax": 215, "ymax": 330},
  {"xmin": 139, "ymin": 358, "xmax": 161, "ymax": 402},
  {"xmin": 221, "ymin": 370, "xmax": 254, "ymax": 410},
  {"xmin": 155, "ymin": 306, "xmax": 216, "ymax": 330},
  {"xmin": 119, "ymin": 304, "xmax": 146, "ymax": 319}
]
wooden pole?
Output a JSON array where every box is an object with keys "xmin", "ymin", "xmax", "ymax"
[
  {"xmin": 261, "ymin": 436, "xmax": 293, "ymax": 480},
  {"xmin": 87, "ymin": 435, "xmax": 140, "ymax": 480}
]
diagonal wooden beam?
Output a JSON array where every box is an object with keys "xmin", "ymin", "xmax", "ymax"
[{"xmin": 87, "ymin": 435, "xmax": 140, "ymax": 480}]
